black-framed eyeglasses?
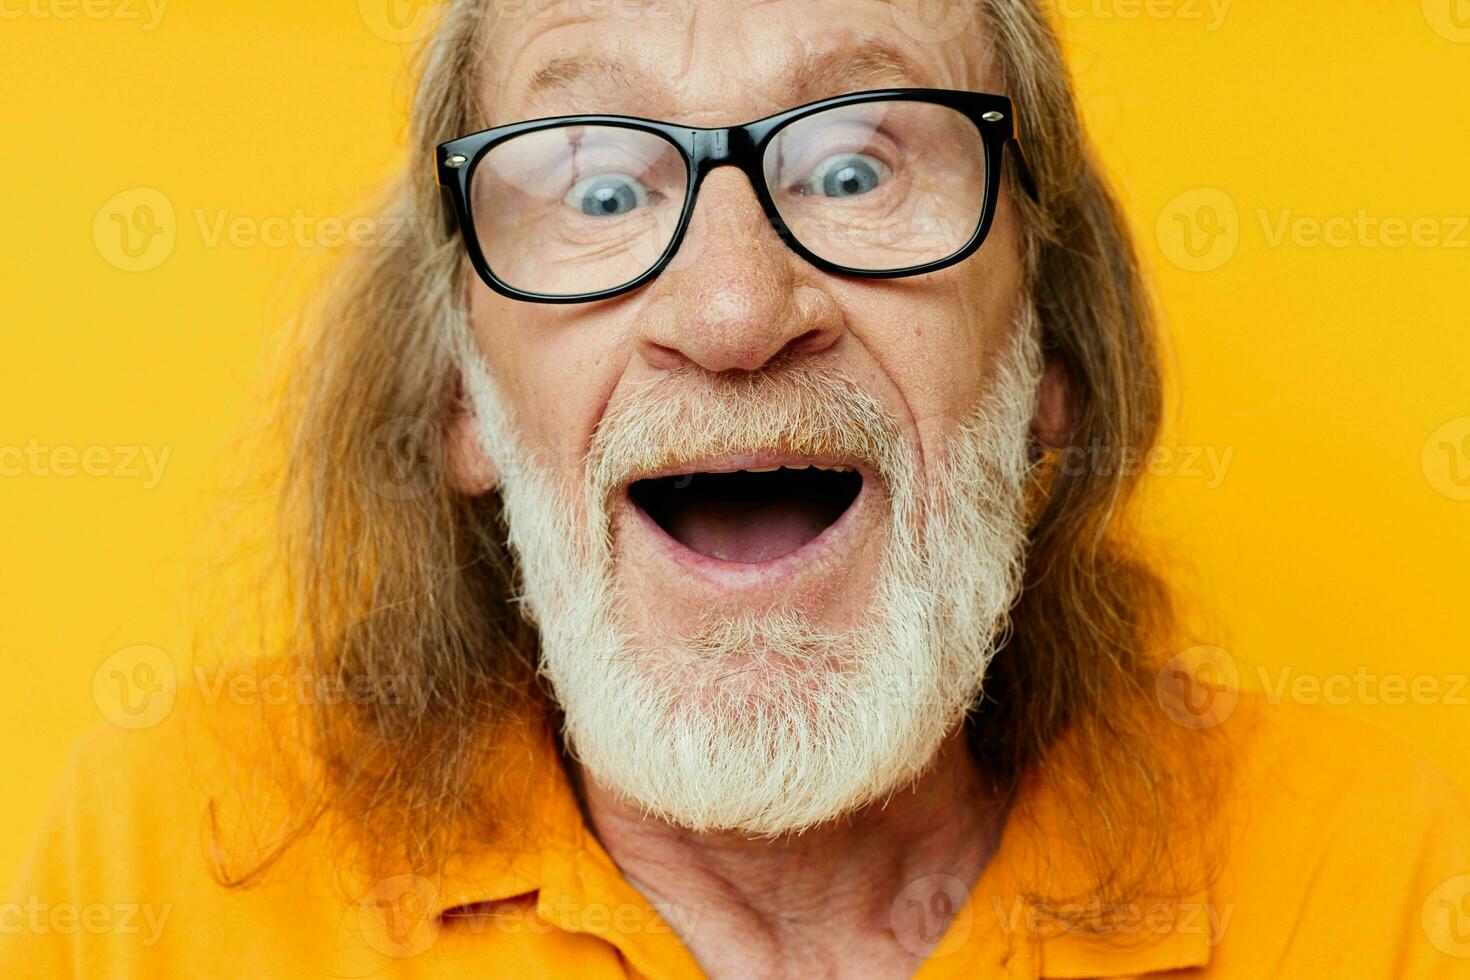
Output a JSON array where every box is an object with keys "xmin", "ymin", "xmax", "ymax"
[{"xmin": 436, "ymin": 88, "xmax": 1037, "ymax": 304}]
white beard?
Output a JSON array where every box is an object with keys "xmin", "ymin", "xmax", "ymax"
[{"xmin": 457, "ymin": 311, "xmax": 1041, "ymax": 836}]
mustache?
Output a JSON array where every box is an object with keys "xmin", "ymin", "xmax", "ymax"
[{"xmin": 584, "ymin": 366, "xmax": 912, "ymax": 499}]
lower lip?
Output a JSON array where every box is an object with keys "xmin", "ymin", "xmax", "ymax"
[{"xmin": 621, "ymin": 476, "xmax": 873, "ymax": 588}]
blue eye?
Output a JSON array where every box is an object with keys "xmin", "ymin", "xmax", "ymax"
[
  {"xmin": 801, "ymin": 153, "xmax": 892, "ymax": 198},
  {"xmin": 563, "ymin": 174, "xmax": 649, "ymax": 216}
]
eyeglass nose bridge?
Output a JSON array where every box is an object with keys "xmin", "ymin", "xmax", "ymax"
[
  {"xmin": 696, "ymin": 127, "xmax": 731, "ymax": 164},
  {"xmin": 684, "ymin": 125, "xmax": 800, "ymax": 248},
  {"xmin": 689, "ymin": 125, "xmax": 759, "ymax": 173}
]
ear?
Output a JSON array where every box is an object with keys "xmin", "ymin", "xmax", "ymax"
[
  {"xmin": 1030, "ymin": 353, "xmax": 1075, "ymax": 449},
  {"xmin": 444, "ymin": 377, "xmax": 499, "ymax": 495}
]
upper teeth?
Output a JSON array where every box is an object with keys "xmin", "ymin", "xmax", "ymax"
[{"xmin": 741, "ymin": 464, "xmax": 852, "ymax": 473}]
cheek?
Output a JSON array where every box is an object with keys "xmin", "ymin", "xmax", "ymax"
[
  {"xmin": 913, "ymin": 200, "xmax": 1027, "ymax": 415},
  {"xmin": 828, "ymin": 258, "xmax": 1022, "ymax": 421},
  {"xmin": 818, "ymin": 202, "xmax": 1024, "ymax": 459},
  {"xmin": 467, "ymin": 287, "xmax": 625, "ymax": 482}
]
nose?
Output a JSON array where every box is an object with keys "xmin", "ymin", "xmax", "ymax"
[{"xmin": 635, "ymin": 169, "xmax": 843, "ymax": 375}]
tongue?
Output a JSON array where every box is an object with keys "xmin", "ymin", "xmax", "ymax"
[{"xmin": 664, "ymin": 498, "xmax": 834, "ymax": 563}]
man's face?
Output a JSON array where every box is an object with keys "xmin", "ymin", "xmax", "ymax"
[{"xmin": 455, "ymin": 0, "xmax": 1040, "ymax": 833}]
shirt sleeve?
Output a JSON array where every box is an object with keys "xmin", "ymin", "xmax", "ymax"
[
  {"xmin": 1396, "ymin": 756, "xmax": 1470, "ymax": 978},
  {"xmin": 0, "ymin": 725, "xmax": 178, "ymax": 978}
]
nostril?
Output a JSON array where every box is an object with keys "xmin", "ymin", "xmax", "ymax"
[
  {"xmin": 641, "ymin": 341, "xmax": 689, "ymax": 371},
  {"xmin": 781, "ymin": 326, "xmax": 840, "ymax": 360},
  {"xmin": 788, "ymin": 329, "xmax": 823, "ymax": 351},
  {"xmin": 635, "ymin": 277, "xmax": 843, "ymax": 374}
]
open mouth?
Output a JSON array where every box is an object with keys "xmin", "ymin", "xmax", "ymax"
[{"xmin": 628, "ymin": 463, "xmax": 864, "ymax": 564}]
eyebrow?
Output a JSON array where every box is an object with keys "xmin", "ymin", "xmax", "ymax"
[
  {"xmin": 525, "ymin": 55, "xmax": 634, "ymax": 105},
  {"xmin": 519, "ymin": 40, "xmax": 931, "ymax": 117},
  {"xmin": 788, "ymin": 40, "xmax": 931, "ymax": 96}
]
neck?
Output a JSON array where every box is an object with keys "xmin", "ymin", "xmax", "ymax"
[{"xmin": 577, "ymin": 730, "xmax": 1004, "ymax": 980}]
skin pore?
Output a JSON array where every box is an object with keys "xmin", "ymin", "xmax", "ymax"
[{"xmin": 447, "ymin": 1, "xmax": 1068, "ymax": 975}]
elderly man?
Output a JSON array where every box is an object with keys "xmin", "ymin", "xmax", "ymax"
[{"xmin": 7, "ymin": 0, "xmax": 1469, "ymax": 977}]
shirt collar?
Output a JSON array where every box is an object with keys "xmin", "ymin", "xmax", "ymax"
[
  {"xmin": 961, "ymin": 755, "xmax": 1217, "ymax": 978},
  {"xmin": 418, "ymin": 717, "xmax": 1215, "ymax": 979},
  {"xmin": 425, "ymin": 717, "xmax": 707, "ymax": 979}
]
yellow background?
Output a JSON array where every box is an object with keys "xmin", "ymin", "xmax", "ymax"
[{"xmin": 2, "ymin": 1, "xmax": 1467, "ymax": 889}]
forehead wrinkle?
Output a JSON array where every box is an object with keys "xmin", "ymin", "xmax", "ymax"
[
  {"xmin": 510, "ymin": 37, "xmax": 935, "ymax": 125},
  {"xmin": 486, "ymin": 7, "xmax": 658, "ymax": 121},
  {"xmin": 489, "ymin": 0, "xmax": 988, "ymax": 126}
]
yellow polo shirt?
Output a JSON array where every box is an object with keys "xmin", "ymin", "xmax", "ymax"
[{"xmin": 5, "ymin": 687, "xmax": 1469, "ymax": 977}]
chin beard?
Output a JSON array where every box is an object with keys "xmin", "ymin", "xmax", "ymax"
[{"xmin": 457, "ymin": 312, "xmax": 1041, "ymax": 837}]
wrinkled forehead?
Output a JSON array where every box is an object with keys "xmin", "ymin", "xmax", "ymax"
[{"xmin": 478, "ymin": 0, "xmax": 999, "ymax": 124}]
